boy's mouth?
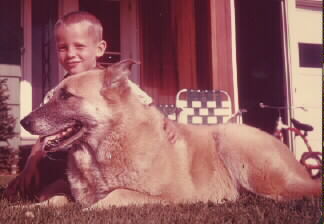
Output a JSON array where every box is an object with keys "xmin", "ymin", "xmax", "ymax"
[{"xmin": 66, "ymin": 61, "xmax": 81, "ymax": 67}]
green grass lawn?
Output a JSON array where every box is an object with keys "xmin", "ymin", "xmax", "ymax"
[{"xmin": 0, "ymin": 175, "xmax": 321, "ymax": 224}]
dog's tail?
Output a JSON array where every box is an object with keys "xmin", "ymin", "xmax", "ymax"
[
  {"xmin": 283, "ymin": 175, "xmax": 322, "ymax": 200},
  {"xmin": 212, "ymin": 126, "xmax": 322, "ymax": 201},
  {"xmin": 301, "ymin": 177, "xmax": 322, "ymax": 197}
]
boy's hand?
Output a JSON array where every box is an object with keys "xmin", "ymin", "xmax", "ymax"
[
  {"xmin": 163, "ymin": 118, "xmax": 178, "ymax": 144},
  {"xmin": 4, "ymin": 139, "xmax": 44, "ymax": 201}
]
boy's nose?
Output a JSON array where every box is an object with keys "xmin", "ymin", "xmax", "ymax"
[{"xmin": 67, "ymin": 48, "xmax": 76, "ymax": 57}]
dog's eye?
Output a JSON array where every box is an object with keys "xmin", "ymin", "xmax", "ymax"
[{"xmin": 60, "ymin": 89, "xmax": 74, "ymax": 100}]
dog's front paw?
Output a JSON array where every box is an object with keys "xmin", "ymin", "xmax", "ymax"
[
  {"xmin": 82, "ymin": 205, "xmax": 105, "ymax": 212},
  {"xmin": 82, "ymin": 201, "xmax": 117, "ymax": 211},
  {"xmin": 82, "ymin": 207, "xmax": 93, "ymax": 212},
  {"xmin": 11, "ymin": 195, "xmax": 70, "ymax": 209}
]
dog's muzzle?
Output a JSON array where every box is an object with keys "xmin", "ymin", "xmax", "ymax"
[
  {"xmin": 21, "ymin": 115, "xmax": 85, "ymax": 152},
  {"xmin": 20, "ymin": 116, "xmax": 32, "ymax": 131}
]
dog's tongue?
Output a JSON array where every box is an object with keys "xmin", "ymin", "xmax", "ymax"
[
  {"xmin": 41, "ymin": 128, "xmax": 74, "ymax": 151},
  {"xmin": 41, "ymin": 135, "xmax": 58, "ymax": 151},
  {"xmin": 40, "ymin": 134, "xmax": 59, "ymax": 151}
]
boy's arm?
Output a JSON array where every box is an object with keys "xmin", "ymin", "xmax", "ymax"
[
  {"xmin": 163, "ymin": 118, "xmax": 178, "ymax": 144},
  {"xmin": 5, "ymin": 138, "xmax": 45, "ymax": 199}
]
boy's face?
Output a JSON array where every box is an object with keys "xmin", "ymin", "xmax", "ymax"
[{"xmin": 55, "ymin": 22, "xmax": 106, "ymax": 75}]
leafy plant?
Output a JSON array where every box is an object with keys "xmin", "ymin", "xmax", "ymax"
[
  {"xmin": 0, "ymin": 79, "xmax": 16, "ymax": 144},
  {"xmin": 0, "ymin": 79, "xmax": 17, "ymax": 174}
]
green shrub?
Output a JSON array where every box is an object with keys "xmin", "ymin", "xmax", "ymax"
[
  {"xmin": 0, "ymin": 79, "xmax": 17, "ymax": 174},
  {"xmin": 0, "ymin": 79, "xmax": 16, "ymax": 144}
]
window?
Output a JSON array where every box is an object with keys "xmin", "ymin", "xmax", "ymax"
[{"xmin": 298, "ymin": 43, "xmax": 322, "ymax": 68}]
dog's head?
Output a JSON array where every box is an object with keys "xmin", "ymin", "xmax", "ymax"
[{"xmin": 21, "ymin": 59, "xmax": 140, "ymax": 152}]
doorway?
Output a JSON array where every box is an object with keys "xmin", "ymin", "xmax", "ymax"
[
  {"xmin": 234, "ymin": 0, "xmax": 287, "ymax": 134},
  {"xmin": 139, "ymin": 0, "xmax": 213, "ymax": 104}
]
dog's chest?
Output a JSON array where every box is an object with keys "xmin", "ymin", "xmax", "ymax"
[{"xmin": 67, "ymin": 144, "xmax": 140, "ymax": 205}]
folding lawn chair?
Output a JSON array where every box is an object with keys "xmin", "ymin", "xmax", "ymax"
[{"xmin": 175, "ymin": 89, "xmax": 233, "ymax": 125}]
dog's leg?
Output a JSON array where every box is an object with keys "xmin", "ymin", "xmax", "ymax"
[
  {"xmin": 84, "ymin": 189, "xmax": 166, "ymax": 210},
  {"xmin": 33, "ymin": 195, "xmax": 70, "ymax": 207},
  {"xmin": 37, "ymin": 178, "xmax": 71, "ymax": 201},
  {"xmin": 11, "ymin": 179, "xmax": 71, "ymax": 209},
  {"xmin": 12, "ymin": 195, "xmax": 70, "ymax": 209}
]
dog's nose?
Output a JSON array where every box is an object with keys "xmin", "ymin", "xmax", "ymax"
[{"xmin": 20, "ymin": 117, "xmax": 32, "ymax": 130}]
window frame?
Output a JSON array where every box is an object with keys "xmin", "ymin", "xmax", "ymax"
[{"xmin": 296, "ymin": 0, "xmax": 322, "ymax": 10}]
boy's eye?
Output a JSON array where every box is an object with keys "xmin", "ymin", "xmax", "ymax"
[
  {"xmin": 58, "ymin": 46, "xmax": 67, "ymax": 51},
  {"xmin": 75, "ymin": 44, "xmax": 85, "ymax": 49}
]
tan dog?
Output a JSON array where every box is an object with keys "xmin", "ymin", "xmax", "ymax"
[{"xmin": 20, "ymin": 60, "xmax": 321, "ymax": 209}]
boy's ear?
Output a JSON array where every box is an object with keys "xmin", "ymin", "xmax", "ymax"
[
  {"xmin": 103, "ymin": 59, "xmax": 139, "ymax": 89},
  {"xmin": 96, "ymin": 40, "xmax": 107, "ymax": 57}
]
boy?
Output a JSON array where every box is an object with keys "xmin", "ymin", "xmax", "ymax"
[{"xmin": 5, "ymin": 11, "xmax": 177, "ymax": 202}]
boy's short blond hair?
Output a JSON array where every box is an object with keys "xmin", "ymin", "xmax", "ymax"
[{"xmin": 55, "ymin": 11, "xmax": 103, "ymax": 42}]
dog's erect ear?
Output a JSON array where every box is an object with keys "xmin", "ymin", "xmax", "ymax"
[{"xmin": 104, "ymin": 59, "xmax": 140, "ymax": 89}]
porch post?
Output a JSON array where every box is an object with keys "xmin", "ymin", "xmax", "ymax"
[
  {"xmin": 209, "ymin": 0, "xmax": 235, "ymax": 111},
  {"xmin": 120, "ymin": 0, "xmax": 141, "ymax": 84}
]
